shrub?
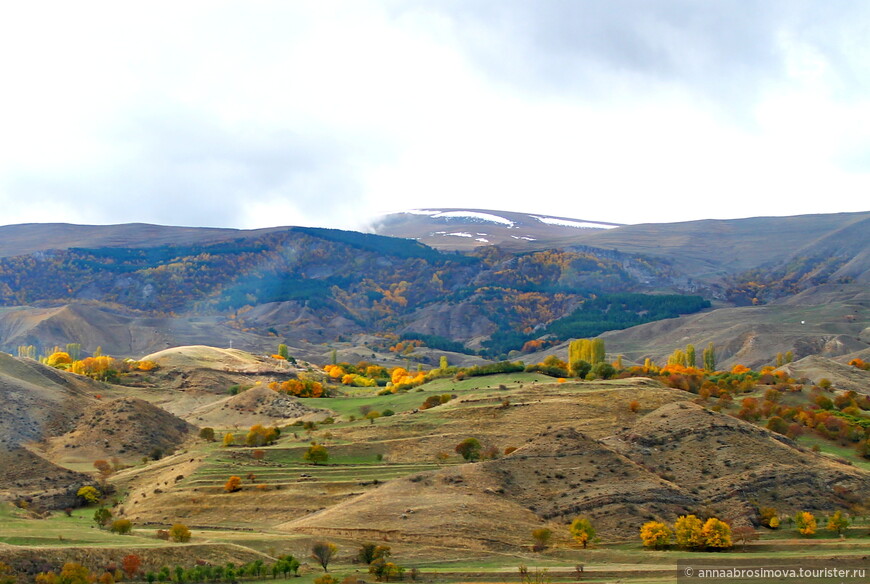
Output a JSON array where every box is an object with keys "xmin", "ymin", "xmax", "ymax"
[
  {"xmin": 110, "ymin": 519, "xmax": 133, "ymax": 535},
  {"xmin": 169, "ymin": 524, "xmax": 191, "ymax": 542}
]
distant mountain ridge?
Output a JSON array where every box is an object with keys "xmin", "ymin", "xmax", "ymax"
[
  {"xmin": 370, "ymin": 208, "xmax": 621, "ymax": 251},
  {"xmin": 0, "ymin": 210, "xmax": 866, "ymax": 366}
]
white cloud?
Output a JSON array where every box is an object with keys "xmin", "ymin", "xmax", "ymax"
[{"xmin": 0, "ymin": 1, "xmax": 867, "ymax": 231}]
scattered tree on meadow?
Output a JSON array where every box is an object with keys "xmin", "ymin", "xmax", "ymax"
[
  {"xmin": 93, "ymin": 507, "xmax": 112, "ymax": 529},
  {"xmin": 110, "ymin": 519, "xmax": 133, "ymax": 535},
  {"xmin": 305, "ymin": 443, "xmax": 329, "ymax": 465},
  {"xmin": 224, "ymin": 476, "xmax": 242, "ymax": 493},
  {"xmin": 570, "ymin": 517, "xmax": 596, "ymax": 549},
  {"xmin": 358, "ymin": 543, "xmax": 391, "ymax": 564},
  {"xmin": 169, "ymin": 523, "xmax": 191, "ymax": 542},
  {"xmin": 199, "ymin": 427, "xmax": 215, "ymax": 442},
  {"xmin": 222, "ymin": 433, "xmax": 235, "ymax": 447},
  {"xmin": 454, "ymin": 437, "xmax": 482, "ymax": 461},
  {"xmin": 311, "ymin": 541, "xmax": 338, "ymax": 572},
  {"xmin": 531, "ymin": 528, "xmax": 552, "ymax": 551},
  {"xmin": 732, "ymin": 526, "xmax": 758, "ymax": 551},
  {"xmin": 826, "ymin": 510, "xmax": 850, "ymax": 537},
  {"xmin": 795, "ymin": 511, "xmax": 817, "ymax": 536}
]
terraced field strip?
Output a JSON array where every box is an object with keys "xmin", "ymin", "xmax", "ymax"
[{"xmin": 180, "ymin": 461, "xmax": 442, "ymax": 488}]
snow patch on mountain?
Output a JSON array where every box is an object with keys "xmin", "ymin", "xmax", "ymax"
[{"xmin": 531, "ymin": 216, "xmax": 617, "ymax": 229}]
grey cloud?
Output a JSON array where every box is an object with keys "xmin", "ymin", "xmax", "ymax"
[
  {"xmin": 2, "ymin": 103, "xmax": 390, "ymax": 228},
  {"xmin": 398, "ymin": 1, "xmax": 869, "ymax": 107}
]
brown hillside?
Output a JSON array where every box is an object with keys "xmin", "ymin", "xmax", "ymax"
[
  {"xmin": 43, "ymin": 397, "xmax": 196, "ymax": 463},
  {"xmin": 599, "ymin": 298, "xmax": 868, "ymax": 369},
  {"xmin": 778, "ymin": 354, "xmax": 870, "ymax": 395},
  {"xmin": 187, "ymin": 385, "xmax": 328, "ymax": 428},
  {"xmin": 280, "ymin": 427, "xmax": 696, "ymax": 546},
  {"xmin": 0, "ymin": 447, "xmax": 96, "ymax": 510},
  {"xmin": 609, "ymin": 402, "xmax": 870, "ymax": 518},
  {"xmin": 0, "ymin": 352, "xmax": 102, "ymax": 447}
]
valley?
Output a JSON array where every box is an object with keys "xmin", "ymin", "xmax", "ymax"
[{"xmin": 0, "ymin": 209, "xmax": 867, "ymax": 583}]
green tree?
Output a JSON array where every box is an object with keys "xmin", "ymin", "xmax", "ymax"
[
  {"xmin": 310, "ymin": 541, "xmax": 337, "ymax": 573},
  {"xmin": 278, "ymin": 344, "xmax": 289, "ymax": 360},
  {"xmin": 454, "ymin": 437, "xmax": 482, "ymax": 461},
  {"xmin": 305, "ymin": 443, "xmax": 329, "ymax": 465},
  {"xmin": 93, "ymin": 507, "xmax": 112, "ymax": 529},
  {"xmin": 686, "ymin": 344, "xmax": 696, "ymax": 368},
  {"xmin": 198, "ymin": 427, "xmax": 215, "ymax": 442},
  {"xmin": 703, "ymin": 343, "xmax": 716, "ymax": 371},
  {"xmin": 569, "ymin": 517, "xmax": 596, "ymax": 548},
  {"xmin": 570, "ymin": 360, "xmax": 591, "ymax": 379}
]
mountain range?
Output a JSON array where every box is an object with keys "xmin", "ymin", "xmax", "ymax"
[{"xmin": 0, "ymin": 209, "xmax": 866, "ymax": 368}]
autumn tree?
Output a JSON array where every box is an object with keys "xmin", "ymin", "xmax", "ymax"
[
  {"xmin": 674, "ymin": 515, "xmax": 704, "ymax": 549},
  {"xmin": 531, "ymin": 528, "xmax": 552, "ymax": 551},
  {"xmin": 224, "ymin": 476, "xmax": 242, "ymax": 493},
  {"xmin": 640, "ymin": 521, "xmax": 672, "ymax": 549},
  {"xmin": 93, "ymin": 459, "xmax": 112, "ymax": 477},
  {"xmin": 795, "ymin": 511, "xmax": 817, "ymax": 536},
  {"xmin": 701, "ymin": 518, "xmax": 732, "ymax": 549},
  {"xmin": 732, "ymin": 526, "xmax": 758, "ymax": 551},
  {"xmin": 454, "ymin": 437, "xmax": 482, "ymax": 461},
  {"xmin": 826, "ymin": 510, "xmax": 850, "ymax": 537},
  {"xmin": 78, "ymin": 486, "xmax": 100, "ymax": 505},
  {"xmin": 0, "ymin": 562, "xmax": 15, "ymax": 584},
  {"xmin": 122, "ymin": 555, "xmax": 142, "ymax": 579},
  {"xmin": 569, "ymin": 517, "xmax": 596, "ymax": 549},
  {"xmin": 110, "ymin": 519, "xmax": 133, "ymax": 535},
  {"xmin": 222, "ymin": 433, "xmax": 235, "ymax": 447},
  {"xmin": 358, "ymin": 543, "xmax": 391, "ymax": 564},
  {"xmin": 169, "ymin": 523, "xmax": 191, "ymax": 542},
  {"xmin": 305, "ymin": 443, "xmax": 329, "ymax": 465},
  {"xmin": 311, "ymin": 541, "xmax": 338, "ymax": 572}
]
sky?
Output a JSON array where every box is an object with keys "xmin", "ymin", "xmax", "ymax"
[{"xmin": 0, "ymin": 1, "xmax": 868, "ymax": 231}]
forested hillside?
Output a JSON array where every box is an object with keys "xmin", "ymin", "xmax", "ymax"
[{"xmin": 0, "ymin": 227, "xmax": 707, "ymax": 358}]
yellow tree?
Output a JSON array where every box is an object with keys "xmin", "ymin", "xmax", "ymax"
[
  {"xmin": 569, "ymin": 517, "xmax": 596, "ymax": 549},
  {"xmin": 701, "ymin": 518, "xmax": 732, "ymax": 549},
  {"xmin": 674, "ymin": 515, "xmax": 704, "ymax": 549},
  {"xmin": 640, "ymin": 521, "xmax": 672, "ymax": 549},
  {"xmin": 795, "ymin": 511, "xmax": 816, "ymax": 536}
]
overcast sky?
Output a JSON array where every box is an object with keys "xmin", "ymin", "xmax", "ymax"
[{"xmin": 1, "ymin": 1, "xmax": 868, "ymax": 231}]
